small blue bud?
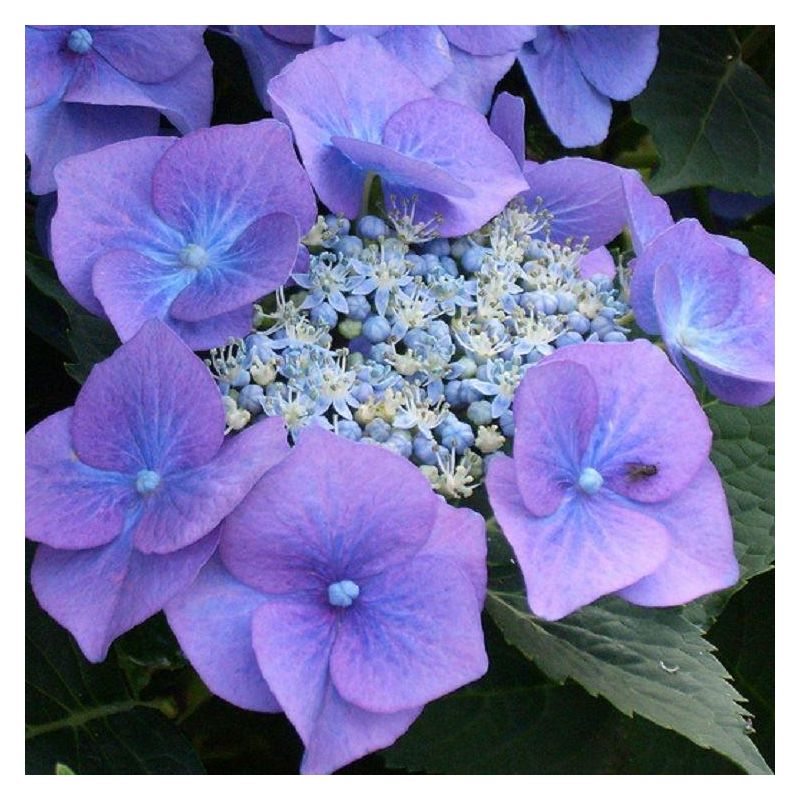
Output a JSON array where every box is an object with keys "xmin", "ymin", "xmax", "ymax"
[
  {"xmin": 331, "ymin": 235, "xmax": 363, "ymax": 258},
  {"xmin": 328, "ymin": 579, "xmax": 360, "ymax": 608},
  {"xmin": 525, "ymin": 349, "xmax": 545, "ymax": 364},
  {"xmin": 602, "ymin": 331, "xmax": 627, "ymax": 343},
  {"xmin": 444, "ymin": 379, "xmax": 463, "ymax": 407},
  {"xmin": 237, "ymin": 383, "xmax": 265, "ymax": 414},
  {"xmin": 346, "ymin": 294, "xmax": 371, "ymax": 321},
  {"xmin": 365, "ymin": 418, "xmax": 391, "ymax": 443},
  {"xmin": 406, "ymin": 253, "xmax": 428, "ymax": 276},
  {"xmin": 413, "ymin": 434, "xmax": 439, "ymax": 466},
  {"xmin": 385, "ymin": 433, "xmax": 413, "ymax": 459},
  {"xmin": 467, "ymin": 400, "xmax": 493, "ymax": 427},
  {"xmin": 555, "ymin": 292, "xmax": 577, "ymax": 314},
  {"xmin": 578, "ymin": 467, "xmax": 604, "ymax": 495},
  {"xmin": 499, "ymin": 411, "xmax": 515, "ymax": 437},
  {"xmin": 556, "ymin": 331, "xmax": 584, "ymax": 348},
  {"xmin": 439, "ymin": 420, "xmax": 475, "ymax": 454},
  {"xmin": 593, "ymin": 276, "xmax": 613, "ymax": 292},
  {"xmin": 325, "ymin": 214, "xmax": 350, "ymax": 235},
  {"xmin": 538, "ymin": 292, "xmax": 559, "ymax": 316},
  {"xmin": 67, "ymin": 28, "xmax": 93, "ymax": 54},
  {"xmin": 567, "ymin": 312, "xmax": 591, "ymax": 335},
  {"xmin": 351, "ymin": 381, "xmax": 373, "ymax": 404},
  {"xmin": 403, "ymin": 327, "xmax": 428, "ymax": 349},
  {"xmin": 369, "ymin": 342, "xmax": 392, "ymax": 362},
  {"xmin": 422, "ymin": 253, "xmax": 440, "ymax": 273},
  {"xmin": 336, "ymin": 420, "xmax": 363, "ymax": 441},
  {"xmin": 438, "ymin": 256, "xmax": 458, "ymax": 277},
  {"xmin": 459, "ymin": 382, "xmax": 483, "ymax": 405},
  {"xmin": 356, "ymin": 215, "xmax": 389, "ymax": 240},
  {"xmin": 422, "ymin": 237, "xmax": 451, "ymax": 257},
  {"xmin": 363, "ymin": 314, "xmax": 391, "ymax": 344},
  {"xmin": 135, "ymin": 469, "xmax": 161, "ymax": 495},
  {"xmin": 310, "ymin": 301, "xmax": 338, "ymax": 328},
  {"xmin": 590, "ymin": 316, "xmax": 613, "ymax": 335},
  {"xmin": 461, "ymin": 246, "xmax": 485, "ymax": 273}
]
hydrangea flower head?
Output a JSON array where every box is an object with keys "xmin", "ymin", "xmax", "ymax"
[
  {"xmin": 166, "ymin": 426, "xmax": 488, "ymax": 773},
  {"xmin": 268, "ymin": 35, "xmax": 527, "ymax": 236},
  {"xmin": 630, "ymin": 218, "xmax": 775, "ymax": 406},
  {"xmin": 518, "ymin": 26, "xmax": 659, "ymax": 147},
  {"xmin": 487, "ymin": 340, "xmax": 739, "ymax": 620},
  {"xmin": 50, "ymin": 120, "xmax": 316, "ymax": 349},
  {"xmin": 25, "ymin": 25, "xmax": 213, "ymax": 194},
  {"xmin": 25, "ymin": 320, "xmax": 290, "ymax": 661}
]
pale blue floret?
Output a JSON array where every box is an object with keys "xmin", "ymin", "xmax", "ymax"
[
  {"xmin": 135, "ymin": 469, "xmax": 161, "ymax": 495},
  {"xmin": 202, "ymin": 199, "xmax": 632, "ymax": 497},
  {"xmin": 180, "ymin": 243, "xmax": 210, "ymax": 270},
  {"xmin": 578, "ymin": 467, "xmax": 604, "ymax": 495},
  {"xmin": 327, "ymin": 579, "xmax": 360, "ymax": 608},
  {"xmin": 67, "ymin": 28, "xmax": 93, "ymax": 54}
]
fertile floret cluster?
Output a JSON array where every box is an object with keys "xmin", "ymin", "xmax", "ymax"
[{"xmin": 207, "ymin": 199, "xmax": 631, "ymax": 498}]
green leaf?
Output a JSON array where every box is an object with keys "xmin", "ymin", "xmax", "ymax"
[
  {"xmin": 486, "ymin": 588, "xmax": 771, "ymax": 775},
  {"xmin": 632, "ymin": 26, "xmax": 774, "ymax": 195},
  {"xmin": 684, "ymin": 401, "xmax": 775, "ymax": 627},
  {"xmin": 26, "ymin": 547, "xmax": 204, "ymax": 775},
  {"xmin": 730, "ymin": 224, "xmax": 775, "ymax": 270},
  {"xmin": 25, "ymin": 254, "xmax": 120, "ymax": 384},
  {"xmin": 54, "ymin": 762, "xmax": 75, "ymax": 775},
  {"xmin": 385, "ymin": 617, "xmax": 741, "ymax": 774}
]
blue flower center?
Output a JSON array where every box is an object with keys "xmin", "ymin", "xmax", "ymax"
[
  {"xmin": 578, "ymin": 467, "xmax": 603, "ymax": 495},
  {"xmin": 67, "ymin": 28, "xmax": 93, "ymax": 55},
  {"xmin": 327, "ymin": 579, "xmax": 360, "ymax": 608},
  {"xmin": 135, "ymin": 469, "xmax": 161, "ymax": 495},
  {"xmin": 180, "ymin": 243, "xmax": 210, "ymax": 270}
]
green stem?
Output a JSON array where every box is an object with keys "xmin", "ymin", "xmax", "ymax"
[
  {"xmin": 360, "ymin": 171, "xmax": 377, "ymax": 218},
  {"xmin": 25, "ymin": 697, "xmax": 172, "ymax": 739}
]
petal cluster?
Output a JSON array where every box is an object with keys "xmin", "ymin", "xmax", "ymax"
[
  {"xmin": 518, "ymin": 26, "xmax": 659, "ymax": 147},
  {"xmin": 486, "ymin": 340, "xmax": 738, "ymax": 620},
  {"xmin": 630, "ymin": 218, "xmax": 775, "ymax": 406},
  {"xmin": 166, "ymin": 426, "xmax": 488, "ymax": 774},
  {"xmin": 25, "ymin": 25, "xmax": 213, "ymax": 194},
  {"xmin": 268, "ymin": 36, "xmax": 527, "ymax": 237},
  {"xmin": 50, "ymin": 120, "xmax": 316, "ymax": 349},
  {"xmin": 25, "ymin": 320, "xmax": 290, "ymax": 661}
]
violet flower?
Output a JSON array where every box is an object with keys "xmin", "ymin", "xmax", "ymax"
[
  {"xmin": 630, "ymin": 218, "xmax": 775, "ymax": 406},
  {"xmin": 25, "ymin": 25, "xmax": 213, "ymax": 194},
  {"xmin": 317, "ymin": 26, "xmax": 536, "ymax": 113},
  {"xmin": 518, "ymin": 26, "xmax": 660, "ymax": 148},
  {"xmin": 486, "ymin": 340, "xmax": 738, "ymax": 620},
  {"xmin": 50, "ymin": 120, "xmax": 316, "ymax": 350},
  {"xmin": 26, "ymin": 320, "xmax": 290, "ymax": 662},
  {"xmin": 267, "ymin": 36, "xmax": 527, "ymax": 237},
  {"xmin": 166, "ymin": 426, "xmax": 487, "ymax": 774}
]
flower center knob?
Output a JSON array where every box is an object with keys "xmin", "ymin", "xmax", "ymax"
[
  {"xmin": 135, "ymin": 469, "xmax": 161, "ymax": 495},
  {"xmin": 180, "ymin": 243, "xmax": 210, "ymax": 270},
  {"xmin": 578, "ymin": 467, "xmax": 603, "ymax": 495},
  {"xmin": 67, "ymin": 28, "xmax": 93, "ymax": 55},
  {"xmin": 327, "ymin": 579, "xmax": 360, "ymax": 608}
]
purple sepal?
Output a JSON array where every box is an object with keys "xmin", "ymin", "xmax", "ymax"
[
  {"xmin": 31, "ymin": 528, "xmax": 219, "ymax": 663},
  {"xmin": 165, "ymin": 555, "xmax": 281, "ymax": 712},
  {"xmin": 489, "ymin": 92, "xmax": 525, "ymax": 169},
  {"xmin": 523, "ymin": 158, "xmax": 626, "ymax": 247},
  {"xmin": 618, "ymin": 461, "xmax": 738, "ymax": 606}
]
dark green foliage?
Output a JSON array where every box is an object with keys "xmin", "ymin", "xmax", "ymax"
[{"xmin": 633, "ymin": 26, "xmax": 774, "ymax": 195}]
